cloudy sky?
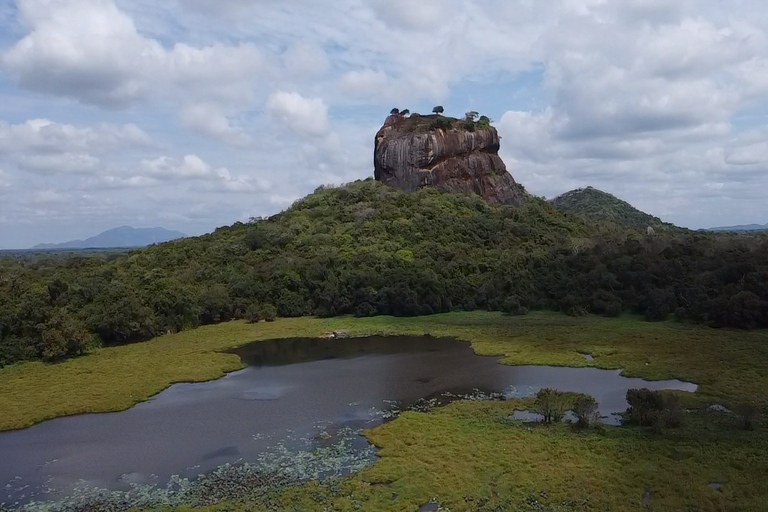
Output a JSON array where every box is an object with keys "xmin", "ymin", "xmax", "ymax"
[{"xmin": 1, "ymin": 0, "xmax": 768, "ymax": 248}]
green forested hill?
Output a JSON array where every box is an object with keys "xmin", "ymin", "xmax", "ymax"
[
  {"xmin": 550, "ymin": 186, "xmax": 680, "ymax": 232},
  {"xmin": 2, "ymin": 179, "xmax": 767, "ymax": 366}
]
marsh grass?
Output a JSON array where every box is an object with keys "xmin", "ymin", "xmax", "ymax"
[
  {"xmin": 2, "ymin": 312, "xmax": 768, "ymax": 431},
  {"xmin": 171, "ymin": 400, "xmax": 768, "ymax": 512},
  {"xmin": 2, "ymin": 312, "xmax": 768, "ymax": 511}
]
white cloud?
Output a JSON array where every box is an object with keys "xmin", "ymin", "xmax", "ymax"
[
  {"xmin": 6, "ymin": 0, "xmax": 768, "ymax": 247},
  {"xmin": 266, "ymin": 91, "xmax": 330, "ymax": 137},
  {"xmin": 19, "ymin": 152, "xmax": 99, "ymax": 174},
  {"xmin": 372, "ymin": 0, "xmax": 451, "ymax": 31},
  {"xmin": 30, "ymin": 189, "xmax": 69, "ymax": 204},
  {"xmin": 179, "ymin": 104, "xmax": 251, "ymax": 147},
  {"xmin": 283, "ymin": 43, "xmax": 330, "ymax": 78},
  {"xmin": 0, "ymin": 169, "xmax": 11, "ymax": 193},
  {"xmin": 93, "ymin": 175, "xmax": 158, "ymax": 189},
  {"xmin": 139, "ymin": 155, "xmax": 213, "ymax": 180},
  {"xmin": 130, "ymin": 154, "xmax": 265, "ymax": 193},
  {"xmin": 3, "ymin": 0, "xmax": 269, "ymax": 107},
  {"xmin": 0, "ymin": 119, "xmax": 151, "ymax": 154},
  {"xmin": 339, "ymin": 69, "xmax": 389, "ymax": 98}
]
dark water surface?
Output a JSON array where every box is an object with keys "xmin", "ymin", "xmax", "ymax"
[{"xmin": 0, "ymin": 336, "xmax": 696, "ymax": 506}]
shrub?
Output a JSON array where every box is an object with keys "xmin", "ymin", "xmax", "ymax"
[
  {"xmin": 276, "ymin": 291, "xmax": 309, "ymax": 317},
  {"xmin": 626, "ymin": 388, "xmax": 684, "ymax": 428},
  {"xmin": 261, "ymin": 304, "xmax": 277, "ymax": 322},
  {"xmin": 354, "ymin": 302, "xmax": 376, "ymax": 317},
  {"xmin": 572, "ymin": 394, "xmax": 600, "ymax": 429},
  {"xmin": 245, "ymin": 303, "xmax": 277, "ymax": 323},
  {"xmin": 430, "ymin": 116, "xmax": 453, "ymax": 130},
  {"xmin": 736, "ymin": 403, "xmax": 760, "ymax": 430},
  {"xmin": 501, "ymin": 296, "xmax": 528, "ymax": 316},
  {"xmin": 39, "ymin": 308, "xmax": 93, "ymax": 361},
  {"xmin": 603, "ymin": 301, "xmax": 623, "ymax": 317},
  {"xmin": 245, "ymin": 304, "xmax": 261, "ymax": 324},
  {"xmin": 590, "ymin": 291, "xmax": 622, "ymax": 317},
  {"xmin": 661, "ymin": 394, "xmax": 684, "ymax": 428},
  {"xmin": 535, "ymin": 388, "xmax": 568, "ymax": 424},
  {"xmin": 644, "ymin": 289, "xmax": 675, "ymax": 322},
  {"xmin": 559, "ymin": 295, "xmax": 586, "ymax": 316},
  {"xmin": 626, "ymin": 388, "xmax": 664, "ymax": 425}
]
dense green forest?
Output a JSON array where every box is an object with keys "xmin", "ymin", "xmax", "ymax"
[
  {"xmin": 550, "ymin": 186, "xmax": 681, "ymax": 232},
  {"xmin": 2, "ymin": 179, "xmax": 767, "ymax": 366}
]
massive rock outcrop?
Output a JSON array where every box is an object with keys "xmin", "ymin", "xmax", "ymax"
[{"xmin": 373, "ymin": 114, "xmax": 525, "ymax": 205}]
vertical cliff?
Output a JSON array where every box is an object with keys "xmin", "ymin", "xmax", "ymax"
[{"xmin": 373, "ymin": 114, "xmax": 526, "ymax": 205}]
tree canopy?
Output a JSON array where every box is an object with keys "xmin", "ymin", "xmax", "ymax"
[{"xmin": 2, "ymin": 179, "xmax": 767, "ymax": 367}]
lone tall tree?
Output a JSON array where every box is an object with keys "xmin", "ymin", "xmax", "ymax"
[{"xmin": 432, "ymin": 105, "xmax": 444, "ymax": 115}]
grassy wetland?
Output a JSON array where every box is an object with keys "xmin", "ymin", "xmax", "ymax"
[{"xmin": 2, "ymin": 311, "xmax": 767, "ymax": 511}]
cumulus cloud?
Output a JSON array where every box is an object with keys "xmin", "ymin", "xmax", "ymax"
[
  {"xmin": 339, "ymin": 70, "xmax": 390, "ymax": 99},
  {"xmin": 93, "ymin": 175, "xmax": 158, "ymax": 189},
  {"xmin": 6, "ymin": 0, "xmax": 768, "ymax": 247},
  {"xmin": 18, "ymin": 152, "xmax": 100, "ymax": 174},
  {"xmin": 283, "ymin": 43, "xmax": 330, "ymax": 79},
  {"xmin": 30, "ymin": 189, "xmax": 69, "ymax": 205},
  {"xmin": 266, "ymin": 91, "xmax": 330, "ymax": 137},
  {"xmin": 131, "ymin": 154, "xmax": 264, "ymax": 193},
  {"xmin": 372, "ymin": 0, "xmax": 451, "ymax": 31},
  {"xmin": 178, "ymin": 104, "xmax": 251, "ymax": 147},
  {"xmin": 0, "ymin": 119, "xmax": 151, "ymax": 154},
  {"xmin": 724, "ymin": 148, "xmax": 764, "ymax": 167},
  {"xmin": 140, "ymin": 155, "xmax": 213, "ymax": 180},
  {"xmin": 3, "ymin": 0, "xmax": 268, "ymax": 107},
  {"xmin": 0, "ymin": 169, "xmax": 11, "ymax": 193}
]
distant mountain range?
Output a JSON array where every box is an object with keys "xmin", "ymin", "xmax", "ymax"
[
  {"xmin": 702, "ymin": 223, "xmax": 768, "ymax": 233},
  {"xmin": 33, "ymin": 226, "xmax": 187, "ymax": 249},
  {"xmin": 549, "ymin": 186, "xmax": 681, "ymax": 232}
]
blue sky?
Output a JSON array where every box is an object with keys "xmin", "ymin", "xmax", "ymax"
[{"xmin": 1, "ymin": 0, "xmax": 768, "ymax": 248}]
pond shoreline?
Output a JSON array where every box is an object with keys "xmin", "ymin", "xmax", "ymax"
[
  {"xmin": 1, "ymin": 334, "xmax": 697, "ymax": 510},
  {"xmin": 2, "ymin": 312, "xmax": 765, "ymax": 511}
]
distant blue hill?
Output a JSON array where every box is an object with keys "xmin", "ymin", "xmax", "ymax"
[
  {"xmin": 702, "ymin": 222, "xmax": 768, "ymax": 233},
  {"xmin": 33, "ymin": 226, "xmax": 187, "ymax": 249}
]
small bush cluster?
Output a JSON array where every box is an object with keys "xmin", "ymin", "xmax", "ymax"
[
  {"xmin": 572, "ymin": 394, "xmax": 600, "ymax": 429},
  {"xmin": 735, "ymin": 403, "xmax": 761, "ymax": 430},
  {"xmin": 534, "ymin": 388, "xmax": 569, "ymax": 424},
  {"xmin": 626, "ymin": 388, "xmax": 684, "ymax": 429},
  {"xmin": 245, "ymin": 303, "xmax": 277, "ymax": 324},
  {"xmin": 430, "ymin": 116, "xmax": 454, "ymax": 130},
  {"xmin": 535, "ymin": 389, "xmax": 601, "ymax": 429}
]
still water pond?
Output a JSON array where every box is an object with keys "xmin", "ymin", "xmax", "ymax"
[{"xmin": 0, "ymin": 336, "xmax": 696, "ymax": 506}]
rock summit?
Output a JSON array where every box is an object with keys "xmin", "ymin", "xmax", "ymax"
[{"xmin": 373, "ymin": 112, "xmax": 525, "ymax": 204}]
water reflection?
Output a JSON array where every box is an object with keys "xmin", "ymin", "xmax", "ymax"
[{"xmin": 0, "ymin": 336, "xmax": 696, "ymax": 507}]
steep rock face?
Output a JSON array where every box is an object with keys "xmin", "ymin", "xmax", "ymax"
[{"xmin": 373, "ymin": 114, "xmax": 525, "ymax": 204}]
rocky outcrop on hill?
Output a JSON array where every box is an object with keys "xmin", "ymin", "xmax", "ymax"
[{"xmin": 373, "ymin": 114, "xmax": 525, "ymax": 205}]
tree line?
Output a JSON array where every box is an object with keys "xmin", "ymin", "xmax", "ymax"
[{"xmin": 2, "ymin": 179, "xmax": 767, "ymax": 366}]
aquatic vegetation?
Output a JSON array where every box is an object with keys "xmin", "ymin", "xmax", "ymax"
[
  {"xmin": 3, "ymin": 390, "xmax": 517, "ymax": 512},
  {"xmin": 5, "ymin": 427, "xmax": 377, "ymax": 512}
]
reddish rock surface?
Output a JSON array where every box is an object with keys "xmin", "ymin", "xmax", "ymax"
[{"xmin": 373, "ymin": 114, "xmax": 526, "ymax": 204}]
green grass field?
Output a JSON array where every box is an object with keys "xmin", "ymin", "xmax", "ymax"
[{"xmin": 2, "ymin": 312, "xmax": 767, "ymax": 511}]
